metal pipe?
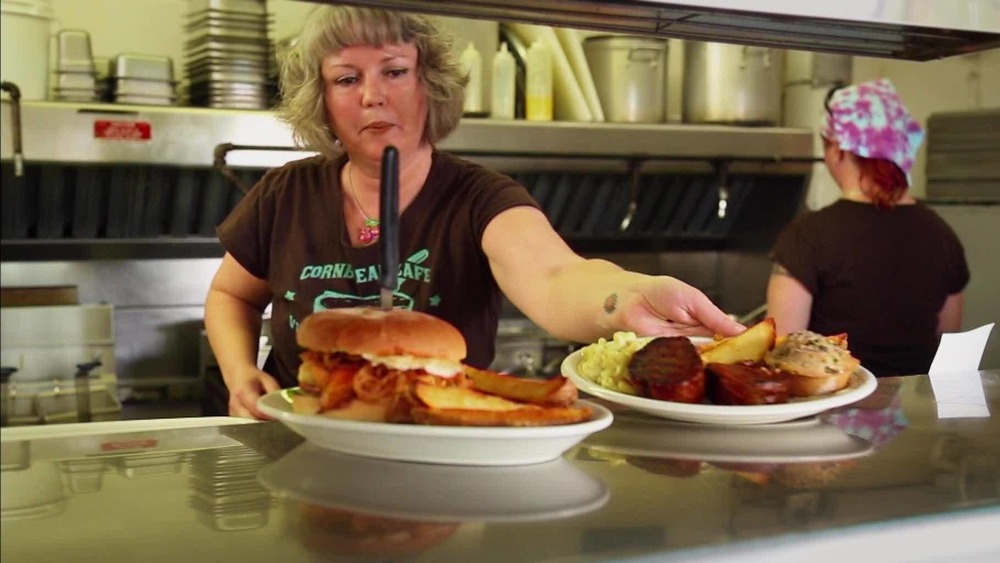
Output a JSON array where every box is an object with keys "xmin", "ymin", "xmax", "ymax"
[
  {"xmin": 619, "ymin": 158, "xmax": 644, "ymax": 232},
  {"xmin": 0, "ymin": 82, "xmax": 25, "ymax": 177},
  {"xmin": 213, "ymin": 143, "xmax": 305, "ymax": 194}
]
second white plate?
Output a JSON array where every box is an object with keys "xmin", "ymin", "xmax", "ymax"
[
  {"xmin": 562, "ymin": 350, "xmax": 877, "ymax": 425},
  {"xmin": 258, "ymin": 390, "xmax": 613, "ymax": 466}
]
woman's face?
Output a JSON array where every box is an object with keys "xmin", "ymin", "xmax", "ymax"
[{"xmin": 321, "ymin": 42, "xmax": 428, "ymax": 163}]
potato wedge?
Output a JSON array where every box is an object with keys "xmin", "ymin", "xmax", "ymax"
[
  {"xmin": 411, "ymin": 405, "xmax": 592, "ymax": 427},
  {"xmin": 699, "ymin": 318, "xmax": 776, "ymax": 365},
  {"xmin": 414, "ymin": 383, "xmax": 526, "ymax": 411},
  {"xmin": 464, "ymin": 367, "xmax": 577, "ymax": 407}
]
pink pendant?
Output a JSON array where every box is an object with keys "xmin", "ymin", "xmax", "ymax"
[{"xmin": 359, "ymin": 219, "xmax": 380, "ymax": 244}]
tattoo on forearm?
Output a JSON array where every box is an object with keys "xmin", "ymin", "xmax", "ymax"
[
  {"xmin": 771, "ymin": 263, "xmax": 790, "ymax": 276},
  {"xmin": 603, "ymin": 293, "xmax": 618, "ymax": 314}
]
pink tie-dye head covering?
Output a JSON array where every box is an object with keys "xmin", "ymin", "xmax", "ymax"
[{"xmin": 821, "ymin": 78, "xmax": 924, "ymax": 183}]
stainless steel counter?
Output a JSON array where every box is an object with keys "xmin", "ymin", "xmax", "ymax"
[{"xmin": 2, "ymin": 372, "xmax": 998, "ymax": 562}]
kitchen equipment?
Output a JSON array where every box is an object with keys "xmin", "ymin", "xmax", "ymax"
[
  {"xmin": 106, "ymin": 54, "xmax": 178, "ymax": 106},
  {"xmin": 683, "ymin": 41, "xmax": 785, "ymax": 125},
  {"xmin": 525, "ymin": 40, "xmax": 554, "ymax": 121},
  {"xmin": 60, "ymin": 459, "xmax": 108, "ymax": 494},
  {"xmin": 584, "ymin": 35, "xmax": 668, "ymax": 123},
  {"xmin": 360, "ymin": 0, "xmax": 1000, "ymax": 60},
  {"xmin": 1, "ymin": 366, "xmax": 16, "ymax": 426},
  {"xmin": 460, "ymin": 42, "xmax": 483, "ymax": 114},
  {"xmin": 110, "ymin": 54, "xmax": 175, "ymax": 82},
  {"xmin": 491, "ymin": 42, "xmax": 517, "ymax": 119},
  {"xmin": 0, "ymin": 0, "xmax": 55, "ymax": 101},
  {"xmin": 0, "ymin": 461, "xmax": 68, "ymax": 521},
  {"xmin": 379, "ymin": 145, "xmax": 399, "ymax": 310},
  {"xmin": 0, "ymin": 303, "xmax": 116, "ymax": 382},
  {"xmin": 555, "ymin": 28, "xmax": 604, "ymax": 122},
  {"xmin": 54, "ymin": 29, "xmax": 96, "ymax": 74},
  {"xmin": 507, "ymin": 23, "xmax": 592, "ymax": 122},
  {"xmin": 52, "ymin": 30, "xmax": 100, "ymax": 103},
  {"xmin": 183, "ymin": 0, "xmax": 273, "ymax": 109},
  {"xmin": 926, "ymin": 109, "xmax": 1000, "ymax": 202}
]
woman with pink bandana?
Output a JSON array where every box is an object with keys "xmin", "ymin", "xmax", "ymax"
[{"xmin": 767, "ymin": 79, "xmax": 969, "ymax": 377}]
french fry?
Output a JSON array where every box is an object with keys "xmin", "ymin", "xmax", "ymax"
[
  {"xmin": 415, "ymin": 383, "xmax": 527, "ymax": 411},
  {"xmin": 464, "ymin": 367, "xmax": 577, "ymax": 407},
  {"xmin": 699, "ymin": 318, "xmax": 777, "ymax": 365}
]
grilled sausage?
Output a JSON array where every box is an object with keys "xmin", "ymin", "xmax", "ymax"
[
  {"xmin": 627, "ymin": 337, "xmax": 705, "ymax": 403},
  {"xmin": 705, "ymin": 361, "xmax": 790, "ymax": 405}
]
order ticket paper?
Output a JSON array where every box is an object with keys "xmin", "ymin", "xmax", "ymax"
[{"xmin": 928, "ymin": 323, "xmax": 994, "ymax": 418}]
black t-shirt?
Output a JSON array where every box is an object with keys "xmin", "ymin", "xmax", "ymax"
[
  {"xmin": 217, "ymin": 151, "xmax": 541, "ymax": 386},
  {"xmin": 771, "ymin": 199, "xmax": 970, "ymax": 376}
]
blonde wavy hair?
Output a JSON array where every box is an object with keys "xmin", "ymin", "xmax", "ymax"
[{"xmin": 276, "ymin": 6, "xmax": 468, "ymax": 158}]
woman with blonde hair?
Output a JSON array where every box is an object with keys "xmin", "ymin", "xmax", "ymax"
[{"xmin": 204, "ymin": 6, "xmax": 742, "ymax": 418}]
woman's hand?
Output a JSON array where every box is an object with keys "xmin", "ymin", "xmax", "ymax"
[
  {"xmin": 619, "ymin": 276, "xmax": 745, "ymax": 338},
  {"xmin": 224, "ymin": 365, "xmax": 281, "ymax": 420}
]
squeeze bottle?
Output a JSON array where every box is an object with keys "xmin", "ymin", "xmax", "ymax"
[
  {"xmin": 491, "ymin": 42, "xmax": 516, "ymax": 120},
  {"xmin": 460, "ymin": 42, "xmax": 483, "ymax": 114},
  {"xmin": 525, "ymin": 40, "xmax": 553, "ymax": 122}
]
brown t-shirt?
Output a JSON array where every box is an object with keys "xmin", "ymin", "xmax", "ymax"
[
  {"xmin": 771, "ymin": 199, "xmax": 969, "ymax": 376},
  {"xmin": 217, "ymin": 151, "xmax": 541, "ymax": 387}
]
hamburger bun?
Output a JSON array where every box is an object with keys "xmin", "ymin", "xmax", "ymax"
[{"xmin": 297, "ymin": 307, "xmax": 467, "ymax": 361}]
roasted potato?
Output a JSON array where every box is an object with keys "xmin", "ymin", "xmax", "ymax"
[
  {"xmin": 698, "ymin": 318, "xmax": 777, "ymax": 365},
  {"xmin": 464, "ymin": 367, "xmax": 577, "ymax": 407},
  {"xmin": 414, "ymin": 383, "xmax": 526, "ymax": 411},
  {"xmin": 412, "ymin": 382, "xmax": 591, "ymax": 426}
]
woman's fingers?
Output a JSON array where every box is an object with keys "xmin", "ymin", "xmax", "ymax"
[
  {"xmin": 684, "ymin": 291, "xmax": 745, "ymax": 336},
  {"xmin": 228, "ymin": 371, "xmax": 279, "ymax": 420},
  {"xmin": 635, "ymin": 278, "xmax": 745, "ymax": 338}
]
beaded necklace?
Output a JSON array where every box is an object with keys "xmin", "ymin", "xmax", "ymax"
[{"xmin": 346, "ymin": 162, "xmax": 380, "ymax": 244}]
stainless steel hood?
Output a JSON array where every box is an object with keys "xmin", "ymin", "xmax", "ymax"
[{"xmin": 313, "ymin": 0, "xmax": 1000, "ymax": 60}]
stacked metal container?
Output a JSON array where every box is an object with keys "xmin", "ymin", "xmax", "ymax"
[
  {"xmin": 51, "ymin": 30, "xmax": 100, "ymax": 102},
  {"xmin": 107, "ymin": 54, "xmax": 178, "ymax": 106},
  {"xmin": 183, "ymin": 0, "xmax": 273, "ymax": 110}
]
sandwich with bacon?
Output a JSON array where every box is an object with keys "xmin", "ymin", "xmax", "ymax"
[{"xmin": 291, "ymin": 307, "xmax": 589, "ymax": 426}]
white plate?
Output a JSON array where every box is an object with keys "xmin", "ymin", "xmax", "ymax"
[
  {"xmin": 562, "ymin": 350, "xmax": 877, "ymax": 425},
  {"xmin": 583, "ymin": 412, "xmax": 873, "ymax": 464},
  {"xmin": 258, "ymin": 442, "xmax": 609, "ymax": 523},
  {"xmin": 257, "ymin": 390, "xmax": 613, "ymax": 466}
]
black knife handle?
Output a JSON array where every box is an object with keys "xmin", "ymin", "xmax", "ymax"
[{"xmin": 379, "ymin": 145, "xmax": 400, "ymax": 294}]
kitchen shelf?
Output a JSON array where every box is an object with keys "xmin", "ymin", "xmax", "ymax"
[{"xmin": 2, "ymin": 100, "xmax": 815, "ymax": 168}]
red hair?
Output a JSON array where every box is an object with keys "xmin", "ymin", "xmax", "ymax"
[{"xmin": 855, "ymin": 155, "xmax": 909, "ymax": 210}]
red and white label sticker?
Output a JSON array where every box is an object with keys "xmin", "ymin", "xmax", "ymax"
[
  {"xmin": 94, "ymin": 119, "xmax": 152, "ymax": 141},
  {"xmin": 100, "ymin": 438, "xmax": 159, "ymax": 452}
]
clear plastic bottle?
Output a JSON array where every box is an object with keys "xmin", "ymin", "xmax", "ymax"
[
  {"xmin": 525, "ymin": 40, "xmax": 553, "ymax": 122},
  {"xmin": 460, "ymin": 41, "xmax": 482, "ymax": 114},
  {"xmin": 491, "ymin": 42, "xmax": 516, "ymax": 120}
]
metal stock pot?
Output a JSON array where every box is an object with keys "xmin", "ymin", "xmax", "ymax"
[
  {"xmin": 682, "ymin": 41, "xmax": 785, "ymax": 125},
  {"xmin": 584, "ymin": 35, "xmax": 668, "ymax": 123}
]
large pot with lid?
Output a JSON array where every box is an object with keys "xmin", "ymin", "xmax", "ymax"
[
  {"xmin": 584, "ymin": 35, "xmax": 668, "ymax": 123},
  {"xmin": 682, "ymin": 41, "xmax": 785, "ymax": 125}
]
